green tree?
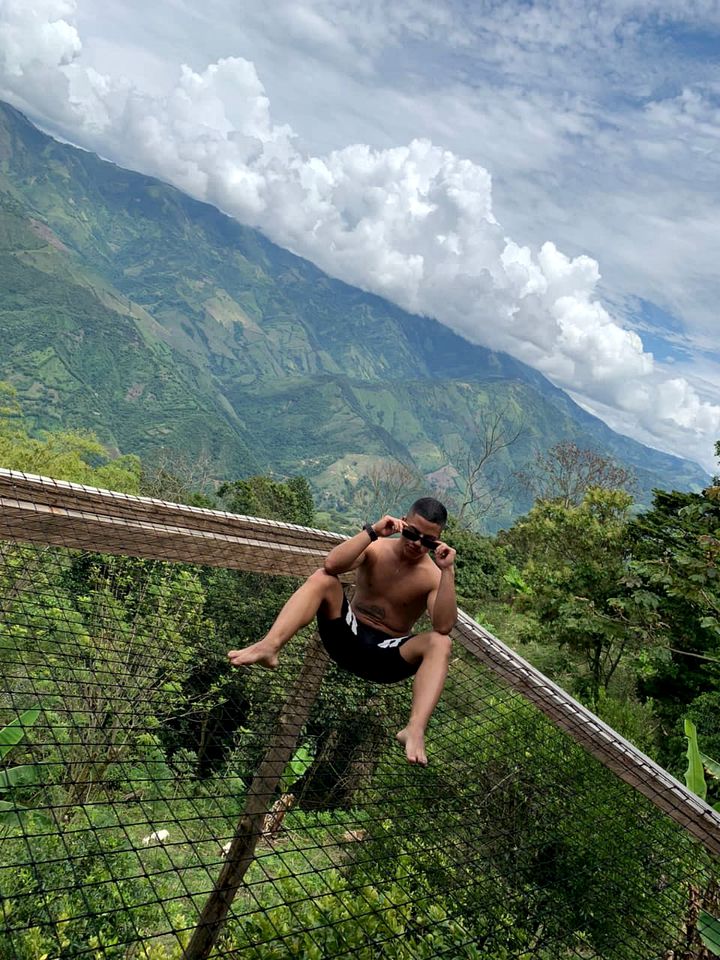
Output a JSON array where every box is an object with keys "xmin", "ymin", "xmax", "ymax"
[
  {"xmin": 627, "ymin": 480, "xmax": 720, "ymax": 765},
  {"xmin": 443, "ymin": 518, "xmax": 508, "ymax": 616},
  {"xmin": 163, "ymin": 475, "xmax": 317, "ymax": 773},
  {"xmin": 506, "ymin": 488, "xmax": 655, "ymax": 704},
  {"xmin": 2, "ymin": 551, "xmax": 211, "ymax": 805},
  {"xmin": 218, "ymin": 475, "xmax": 314, "ymax": 525}
]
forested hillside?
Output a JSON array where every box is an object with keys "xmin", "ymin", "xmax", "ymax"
[{"xmin": 0, "ymin": 101, "xmax": 709, "ymax": 530}]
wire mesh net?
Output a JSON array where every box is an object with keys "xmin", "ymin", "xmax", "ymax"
[{"xmin": 0, "ymin": 469, "xmax": 718, "ymax": 959}]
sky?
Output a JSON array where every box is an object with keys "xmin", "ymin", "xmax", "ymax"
[{"xmin": 1, "ymin": 1, "xmax": 720, "ymax": 471}]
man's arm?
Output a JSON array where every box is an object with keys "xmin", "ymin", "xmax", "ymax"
[
  {"xmin": 323, "ymin": 515, "xmax": 403, "ymax": 576},
  {"xmin": 427, "ymin": 543, "xmax": 458, "ymax": 634}
]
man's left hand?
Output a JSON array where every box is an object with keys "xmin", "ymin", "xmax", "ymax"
[{"xmin": 434, "ymin": 543, "xmax": 456, "ymax": 570}]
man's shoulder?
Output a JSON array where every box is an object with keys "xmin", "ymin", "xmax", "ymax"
[
  {"xmin": 364, "ymin": 539, "xmax": 387, "ymax": 560},
  {"xmin": 424, "ymin": 556, "xmax": 442, "ymax": 585}
]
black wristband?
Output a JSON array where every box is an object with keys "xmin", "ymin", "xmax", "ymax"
[{"xmin": 363, "ymin": 522, "xmax": 379, "ymax": 542}]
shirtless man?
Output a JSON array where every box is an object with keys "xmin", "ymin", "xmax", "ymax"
[{"xmin": 228, "ymin": 497, "xmax": 457, "ymax": 766}]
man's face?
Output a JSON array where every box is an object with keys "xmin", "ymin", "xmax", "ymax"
[{"xmin": 401, "ymin": 512, "xmax": 443, "ymax": 559}]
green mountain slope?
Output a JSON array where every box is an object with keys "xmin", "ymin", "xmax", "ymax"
[
  {"xmin": 0, "ymin": 194, "xmax": 259, "ymax": 473},
  {"xmin": 0, "ymin": 102, "xmax": 709, "ymax": 527}
]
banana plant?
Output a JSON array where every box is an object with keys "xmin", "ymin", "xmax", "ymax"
[
  {"xmin": 0, "ymin": 707, "xmax": 49, "ymax": 828},
  {"xmin": 699, "ymin": 912, "xmax": 720, "ymax": 956},
  {"xmin": 684, "ymin": 719, "xmax": 720, "ymax": 955}
]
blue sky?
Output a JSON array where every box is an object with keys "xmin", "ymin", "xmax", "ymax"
[{"xmin": 1, "ymin": 0, "xmax": 719, "ymax": 469}]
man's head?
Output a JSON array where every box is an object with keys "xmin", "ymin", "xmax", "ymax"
[
  {"xmin": 407, "ymin": 497, "xmax": 448, "ymax": 529},
  {"xmin": 401, "ymin": 497, "xmax": 448, "ymax": 559}
]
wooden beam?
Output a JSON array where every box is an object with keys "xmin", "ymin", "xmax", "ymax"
[{"xmin": 183, "ymin": 635, "xmax": 330, "ymax": 960}]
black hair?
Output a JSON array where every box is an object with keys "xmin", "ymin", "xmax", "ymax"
[{"xmin": 408, "ymin": 497, "xmax": 448, "ymax": 528}]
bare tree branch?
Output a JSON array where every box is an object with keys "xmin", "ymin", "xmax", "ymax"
[
  {"xmin": 517, "ymin": 441, "xmax": 637, "ymax": 508},
  {"xmin": 140, "ymin": 447, "xmax": 215, "ymax": 502},
  {"xmin": 355, "ymin": 459, "xmax": 426, "ymax": 518},
  {"xmin": 445, "ymin": 404, "xmax": 526, "ymax": 527}
]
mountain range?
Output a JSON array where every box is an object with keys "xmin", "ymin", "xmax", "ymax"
[{"xmin": 0, "ymin": 101, "xmax": 709, "ymax": 529}]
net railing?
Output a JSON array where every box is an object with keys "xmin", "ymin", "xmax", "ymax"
[{"xmin": 0, "ymin": 468, "xmax": 718, "ymax": 960}]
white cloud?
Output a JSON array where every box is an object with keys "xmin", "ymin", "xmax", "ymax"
[
  {"xmin": 0, "ymin": 0, "xmax": 81, "ymax": 77},
  {"xmin": 2, "ymin": 0, "xmax": 720, "ymax": 470}
]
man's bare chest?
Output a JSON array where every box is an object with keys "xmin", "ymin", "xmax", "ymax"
[{"xmin": 355, "ymin": 555, "xmax": 434, "ymax": 625}]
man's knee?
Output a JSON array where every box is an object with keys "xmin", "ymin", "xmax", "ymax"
[
  {"xmin": 308, "ymin": 567, "xmax": 341, "ymax": 595},
  {"xmin": 428, "ymin": 632, "xmax": 452, "ymax": 659},
  {"xmin": 310, "ymin": 567, "xmax": 343, "ymax": 619}
]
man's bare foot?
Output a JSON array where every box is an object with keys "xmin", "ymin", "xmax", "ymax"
[
  {"xmin": 396, "ymin": 727, "xmax": 428, "ymax": 766},
  {"xmin": 227, "ymin": 640, "xmax": 280, "ymax": 669}
]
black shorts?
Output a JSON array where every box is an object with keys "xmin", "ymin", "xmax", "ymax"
[{"xmin": 317, "ymin": 594, "xmax": 419, "ymax": 684}]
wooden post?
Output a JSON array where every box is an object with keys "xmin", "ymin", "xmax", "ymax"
[{"xmin": 183, "ymin": 634, "xmax": 329, "ymax": 960}]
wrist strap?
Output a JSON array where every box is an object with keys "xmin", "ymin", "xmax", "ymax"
[{"xmin": 363, "ymin": 522, "xmax": 379, "ymax": 542}]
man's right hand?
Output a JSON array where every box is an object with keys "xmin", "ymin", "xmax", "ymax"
[{"xmin": 373, "ymin": 515, "xmax": 404, "ymax": 538}]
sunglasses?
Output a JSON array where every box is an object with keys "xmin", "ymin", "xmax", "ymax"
[{"xmin": 401, "ymin": 526, "xmax": 440, "ymax": 550}]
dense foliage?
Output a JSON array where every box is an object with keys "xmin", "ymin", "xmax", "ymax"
[
  {"xmin": 0, "ymin": 397, "xmax": 718, "ymax": 957},
  {"xmin": 498, "ymin": 455, "xmax": 720, "ymax": 782},
  {"xmin": 628, "ymin": 480, "xmax": 720, "ymax": 768}
]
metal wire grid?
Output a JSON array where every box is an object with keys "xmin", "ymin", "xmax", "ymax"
[{"xmin": 0, "ymin": 469, "xmax": 717, "ymax": 959}]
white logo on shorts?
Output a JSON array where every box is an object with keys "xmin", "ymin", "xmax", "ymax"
[{"xmin": 377, "ymin": 635, "xmax": 409, "ymax": 649}]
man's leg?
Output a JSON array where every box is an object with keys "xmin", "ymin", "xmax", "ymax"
[
  {"xmin": 227, "ymin": 569, "xmax": 344, "ymax": 668},
  {"xmin": 396, "ymin": 632, "xmax": 452, "ymax": 765}
]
